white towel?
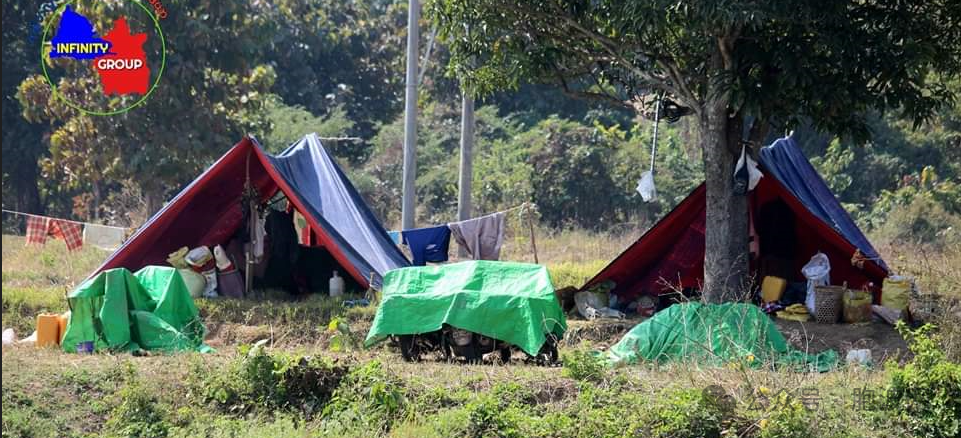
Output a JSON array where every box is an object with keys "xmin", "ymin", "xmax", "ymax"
[{"xmin": 83, "ymin": 224, "xmax": 126, "ymax": 251}]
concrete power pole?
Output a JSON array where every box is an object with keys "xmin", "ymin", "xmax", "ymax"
[
  {"xmin": 457, "ymin": 89, "xmax": 475, "ymax": 256},
  {"xmin": 401, "ymin": 0, "xmax": 419, "ymax": 230}
]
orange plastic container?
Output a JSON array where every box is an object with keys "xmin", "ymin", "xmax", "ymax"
[
  {"xmin": 36, "ymin": 313, "xmax": 61, "ymax": 347},
  {"xmin": 57, "ymin": 313, "xmax": 69, "ymax": 342}
]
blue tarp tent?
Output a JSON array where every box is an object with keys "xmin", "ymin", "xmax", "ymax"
[
  {"xmin": 93, "ymin": 133, "xmax": 408, "ymax": 289},
  {"xmin": 584, "ymin": 135, "xmax": 888, "ymax": 303},
  {"xmin": 759, "ymin": 136, "xmax": 888, "ymax": 271}
]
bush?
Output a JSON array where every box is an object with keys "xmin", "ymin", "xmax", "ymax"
[
  {"xmin": 561, "ymin": 348, "xmax": 607, "ymax": 382},
  {"xmin": 884, "ymin": 323, "xmax": 961, "ymax": 438},
  {"xmin": 321, "ymin": 360, "xmax": 406, "ymax": 434},
  {"xmin": 196, "ymin": 344, "xmax": 348, "ymax": 416},
  {"xmin": 105, "ymin": 377, "xmax": 171, "ymax": 438},
  {"xmin": 642, "ymin": 387, "xmax": 734, "ymax": 438}
]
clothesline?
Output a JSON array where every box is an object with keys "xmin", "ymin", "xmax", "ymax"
[
  {"xmin": 394, "ymin": 202, "xmax": 540, "ymax": 266},
  {"xmin": 2, "ymin": 209, "xmax": 128, "ymax": 230}
]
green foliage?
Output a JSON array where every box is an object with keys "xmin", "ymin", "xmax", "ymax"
[
  {"xmin": 753, "ymin": 390, "xmax": 813, "ymax": 438},
  {"xmin": 547, "ymin": 260, "xmax": 608, "ymax": 289},
  {"xmin": 326, "ymin": 316, "xmax": 357, "ymax": 352},
  {"xmin": 104, "ymin": 368, "xmax": 171, "ymax": 438},
  {"xmin": 461, "ymin": 393, "xmax": 527, "ymax": 438},
  {"xmin": 321, "ymin": 360, "xmax": 406, "ymax": 434},
  {"xmin": 195, "ymin": 345, "xmax": 348, "ymax": 416},
  {"xmin": 561, "ymin": 348, "xmax": 607, "ymax": 382},
  {"xmin": 262, "ymin": 99, "xmax": 355, "ymax": 156},
  {"xmin": 643, "ymin": 388, "xmax": 733, "ymax": 438},
  {"xmin": 884, "ymin": 323, "xmax": 961, "ymax": 438}
]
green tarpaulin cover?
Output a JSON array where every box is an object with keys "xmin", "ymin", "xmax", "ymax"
[
  {"xmin": 606, "ymin": 303, "xmax": 838, "ymax": 372},
  {"xmin": 61, "ymin": 266, "xmax": 211, "ymax": 353},
  {"xmin": 365, "ymin": 261, "xmax": 566, "ymax": 356}
]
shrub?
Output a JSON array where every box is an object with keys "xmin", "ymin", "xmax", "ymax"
[
  {"xmin": 196, "ymin": 344, "xmax": 348, "ymax": 416},
  {"xmin": 884, "ymin": 323, "xmax": 961, "ymax": 438},
  {"xmin": 643, "ymin": 388, "xmax": 733, "ymax": 438},
  {"xmin": 321, "ymin": 360, "xmax": 406, "ymax": 434},
  {"xmin": 105, "ymin": 378, "xmax": 171, "ymax": 438},
  {"xmin": 756, "ymin": 390, "xmax": 814, "ymax": 438},
  {"xmin": 561, "ymin": 348, "xmax": 607, "ymax": 382}
]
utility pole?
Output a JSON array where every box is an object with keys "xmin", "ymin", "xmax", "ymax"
[
  {"xmin": 401, "ymin": 0, "xmax": 419, "ymax": 230},
  {"xmin": 457, "ymin": 88, "xmax": 475, "ymax": 256}
]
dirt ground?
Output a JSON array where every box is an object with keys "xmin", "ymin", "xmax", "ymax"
[{"xmin": 775, "ymin": 319, "xmax": 908, "ymax": 362}]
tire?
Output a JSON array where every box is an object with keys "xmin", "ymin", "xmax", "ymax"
[
  {"xmin": 398, "ymin": 334, "xmax": 420, "ymax": 362},
  {"xmin": 460, "ymin": 336, "xmax": 482, "ymax": 363},
  {"xmin": 499, "ymin": 345, "xmax": 512, "ymax": 364}
]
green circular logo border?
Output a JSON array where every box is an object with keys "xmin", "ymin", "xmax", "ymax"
[{"xmin": 39, "ymin": 0, "xmax": 166, "ymax": 116}]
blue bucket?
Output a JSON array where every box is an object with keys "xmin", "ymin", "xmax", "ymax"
[{"xmin": 76, "ymin": 341, "xmax": 94, "ymax": 354}]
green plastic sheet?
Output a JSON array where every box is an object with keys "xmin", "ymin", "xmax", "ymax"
[
  {"xmin": 61, "ymin": 266, "xmax": 212, "ymax": 353},
  {"xmin": 365, "ymin": 261, "xmax": 566, "ymax": 356},
  {"xmin": 606, "ymin": 303, "xmax": 838, "ymax": 372}
]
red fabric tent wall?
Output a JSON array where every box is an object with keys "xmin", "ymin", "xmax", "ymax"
[
  {"xmin": 583, "ymin": 176, "xmax": 887, "ymax": 303},
  {"xmin": 94, "ymin": 138, "xmax": 372, "ymax": 288}
]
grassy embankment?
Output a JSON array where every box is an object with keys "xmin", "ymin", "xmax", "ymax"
[{"xmin": 3, "ymin": 233, "xmax": 959, "ymax": 438}]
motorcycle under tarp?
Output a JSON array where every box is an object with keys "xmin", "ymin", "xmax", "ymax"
[
  {"xmin": 61, "ymin": 266, "xmax": 212, "ymax": 353},
  {"xmin": 364, "ymin": 261, "xmax": 566, "ymax": 356}
]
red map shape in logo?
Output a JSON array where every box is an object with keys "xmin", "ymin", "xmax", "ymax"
[{"xmin": 93, "ymin": 17, "xmax": 149, "ymax": 95}]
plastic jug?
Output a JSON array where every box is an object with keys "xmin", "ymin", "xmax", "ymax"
[
  {"xmin": 36, "ymin": 313, "xmax": 61, "ymax": 347},
  {"xmin": 57, "ymin": 312, "xmax": 69, "ymax": 343},
  {"xmin": 329, "ymin": 270, "xmax": 345, "ymax": 297}
]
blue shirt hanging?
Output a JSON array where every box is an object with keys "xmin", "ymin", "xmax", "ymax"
[{"xmin": 402, "ymin": 225, "xmax": 451, "ymax": 266}]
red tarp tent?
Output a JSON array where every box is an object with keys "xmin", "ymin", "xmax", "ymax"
[
  {"xmin": 93, "ymin": 135, "xmax": 408, "ymax": 289},
  {"xmin": 583, "ymin": 142, "xmax": 888, "ymax": 304}
]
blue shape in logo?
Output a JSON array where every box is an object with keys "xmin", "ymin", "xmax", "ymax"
[{"xmin": 49, "ymin": 6, "xmax": 112, "ymax": 59}]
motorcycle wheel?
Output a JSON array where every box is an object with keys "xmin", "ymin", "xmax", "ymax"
[{"xmin": 398, "ymin": 334, "xmax": 420, "ymax": 362}]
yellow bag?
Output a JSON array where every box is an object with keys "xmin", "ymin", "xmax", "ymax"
[
  {"xmin": 777, "ymin": 304, "xmax": 811, "ymax": 322},
  {"xmin": 882, "ymin": 277, "xmax": 913, "ymax": 311},
  {"xmin": 777, "ymin": 311, "xmax": 811, "ymax": 322},
  {"xmin": 167, "ymin": 246, "xmax": 190, "ymax": 269},
  {"xmin": 761, "ymin": 276, "xmax": 787, "ymax": 303}
]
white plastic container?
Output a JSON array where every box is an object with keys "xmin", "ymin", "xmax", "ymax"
[{"xmin": 329, "ymin": 270, "xmax": 345, "ymax": 297}]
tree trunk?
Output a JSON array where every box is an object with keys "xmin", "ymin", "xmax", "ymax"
[
  {"xmin": 144, "ymin": 188, "xmax": 163, "ymax": 219},
  {"xmin": 700, "ymin": 41, "xmax": 750, "ymax": 303},
  {"xmin": 16, "ymin": 160, "xmax": 43, "ymax": 215}
]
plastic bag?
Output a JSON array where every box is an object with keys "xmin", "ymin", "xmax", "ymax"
[
  {"xmin": 882, "ymin": 276, "xmax": 912, "ymax": 311},
  {"xmin": 802, "ymin": 252, "xmax": 831, "ymax": 313},
  {"xmin": 733, "ymin": 145, "xmax": 763, "ymax": 195},
  {"xmin": 636, "ymin": 171, "xmax": 657, "ymax": 202},
  {"xmin": 185, "ymin": 246, "xmax": 213, "ymax": 269}
]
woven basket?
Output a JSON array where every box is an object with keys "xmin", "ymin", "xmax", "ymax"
[
  {"xmin": 814, "ymin": 285, "xmax": 845, "ymax": 323},
  {"xmin": 910, "ymin": 294, "xmax": 943, "ymax": 323}
]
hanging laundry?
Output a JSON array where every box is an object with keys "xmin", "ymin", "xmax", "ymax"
[
  {"xmin": 402, "ymin": 225, "xmax": 451, "ymax": 266},
  {"xmin": 25, "ymin": 215, "xmax": 83, "ymax": 251},
  {"xmin": 253, "ymin": 209, "xmax": 267, "ymax": 258},
  {"xmin": 83, "ymin": 224, "xmax": 126, "ymax": 251},
  {"xmin": 25, "ymin": 215, "xmax": 50, "ymax": 246},
  {"xmin": 448, "ymin": 212, "xmax": 505, "ymax": 261},
  {"xmin": 387, "ymin": 231, "xmax": 402, "ymax": 245},
  {"xmin": 293, "ymin": 209, "xmax": 310, "ymax": 245}
]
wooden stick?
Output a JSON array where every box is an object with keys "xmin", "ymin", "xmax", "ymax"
[{"xmin": 526, "ymin": 204, "xmax": 539, "ymax": 264}]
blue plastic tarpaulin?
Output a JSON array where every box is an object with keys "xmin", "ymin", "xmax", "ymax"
[
  {"xmin": 269, "ymin": 134, "xmax": 410, "ymax": 288},
  {"xmin": 759, "ymin": 136, "xmax": 888, "ymax": 271},
  {"xmin": 92, "ymin": 134, "xmax": 408, "ymax": 290}
]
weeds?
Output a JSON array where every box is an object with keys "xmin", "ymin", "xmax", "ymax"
[{"xmin": 884, "ymin": 323, "xmax": 961, "ymax": 438}]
